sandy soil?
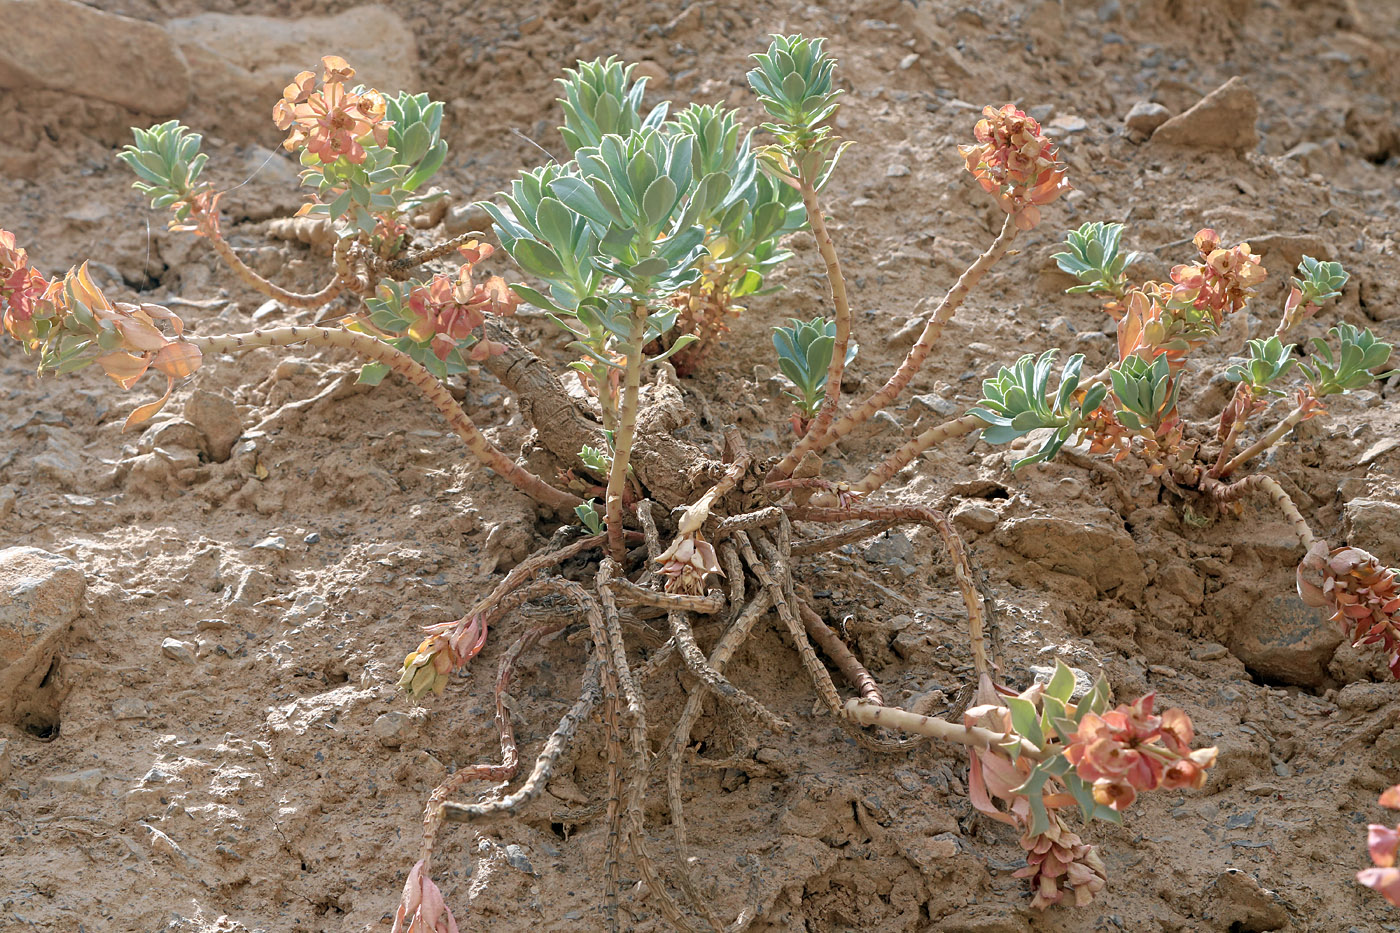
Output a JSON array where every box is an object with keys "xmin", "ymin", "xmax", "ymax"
[{"xmin": 4, "ymin": 0, "xmax": 1400, "ymax": 931}]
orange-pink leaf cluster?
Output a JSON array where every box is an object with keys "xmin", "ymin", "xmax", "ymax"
[
  {"xmin": 1168, "ymin": 228, "xmax": 1266, "ymax": 320},
  {"xmin": 273, "ymin": 55, "xmax": 390, "ymax": 165},
  {"xmin": 1016, "ymin": 817, "xmax": 1108, "ymax": 910},
  {"xmin": 1064, "ymin": 695, "xmax": 1217, "ymax": 811},
  {"xmin": 406, "ymin": 242, "xmax": 518, "ymax": 361},
  {"xmin": 959, "ymin": 105, "xmax": 1070, "ymax": 230},
  {"xmin": 1360, "ymin": 785, "xmax": 1400, "ymax": 907},
  {"xmin": 0, "ymin": 229, "xmax": 52, "ymax": 341},
  {"xmin": 1297, "ymin": 541, "xmax": 1400, "ymax": 678}
]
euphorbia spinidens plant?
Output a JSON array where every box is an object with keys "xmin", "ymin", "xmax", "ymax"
[{"xmin": 16, "ymin": 31, "xmax": 1398, "ymax": 930}]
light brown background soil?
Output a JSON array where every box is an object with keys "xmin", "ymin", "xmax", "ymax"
[{"xmin": 3, "ymin": 0, "xmax": 1400, "ymax": 931}]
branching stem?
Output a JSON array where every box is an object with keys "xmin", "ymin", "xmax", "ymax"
[
  {"xmin": 1216, "ymin": 403, "xmax": 1311, "ymax": 478},
  {"xmin": 605, "ymin": 300, "xmax": 649, "ymax": 559},
  {"xmin": 855, "ymin": 413, "xmax": 988, "ymax": 493}
]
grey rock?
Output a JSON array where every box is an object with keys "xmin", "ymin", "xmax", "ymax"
[
  {"xmin": 185, "ymin": 390, "xmax": 243, "ymax": 462},
  {"xmin": 138, "ymin": 419, "xmax": 205, "ymax": 456},
  {"xmin": 1124, "ymin": 101, "xmax": 1171, "ymax": 138},
  {"xmin": 504, "ymin": 843, "xmax": 536, "ymax": 875},
  {"xmin": 161, "ymin": 637, "xmax": 197, "ymax": 665},
  {"xmin": 253, "ymin": 536, "xmax": 287, "ymax": 551},
  {"xmin": 1191, "ymin": 642, "xmax": 1230, "ymax": 661},
  {"xmin": 1047, "ymin": 114, "xmax": 1088, "ymax": 135},
  {"xmin": 41, "ymin": 768, "xmax": 105, "ymax": 796},
  {"xmin": 886, "ymin": 163, "xmax": 911, "ymax": 177},
  {"xmin": 0, "ymin": 0, "xmax": 190, "ymax": 115},
  {"xmin": 373, "ymin": 711, "xmax": 419, "ymax": 747},
  {"xmin": 1227, "ymin": 590, "xmax": 1341, "ymax": 688},
  {"xmin": 1282, "ymin": 139, "xmax": 1344, "ymax": 178},
  {"xmin": 863, "ymin": 531, "xmax": 914, "ymax": 568},
  {"xmin": 1151, "ymin": 76, "xmax": 1258, "ymax": 151},
  {"xmin": 911, "ymin": 393, "xmax": 961, "ymax": 418}
]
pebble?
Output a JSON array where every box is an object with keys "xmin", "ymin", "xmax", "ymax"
[
  {"xmin": 898, "ymin": 53, "xmax": 920, "ymax": 70},
  {"xmin": 41, "ymin": 768, "xmax": 105, "ymax": 795},
  {"xmin": 1225, "ymin": 811, "xmax": 1257, "ymax": 829},
  {"xmin": 185, "ymin": 389, "xmax": 243, "ymax": 462},
  {"xmin": 910, "ymin": 393, "xmax": 961, "ymax": 418},
  {"xmin": 951, "ymin": 502, "xmax": 999, "ymax": 533},
  {"xmin": 1124, "ymin": 101, "xmax": 1171, "ymax": 138},
  {"xmin": 1191, "ymin": 642, "xmax": 1229, "ymax": 661},
  {"xmin": 444, "ymin": 202, "xmax": 493, "ymax": 236},
  {"xmin": 1047, "ymin": 114, "xmax": 1088, "ymax": 135},
  {"xmin": 253, "ymin": 536, "xmax": 287, "ymax": 551},
  {"xmin": 373, "ymin": 711, "xmax": 420, "ymax": 748},
  {"xmin": 303, "ymin": 532, "xmax": 321, "ymax": 544},
  {"xmin": 1029, "ymin": 664, "xmax": 1093, "ymax": 700},
  {"xmin": 504, "ymin": 843, "xmax": 537, "ymax": 875},
  {"xmin": 886, "ymin": 163, "xmax": 911, "ymax": 177},
  {"xmin": 112, "ymin": 698, "xmax": 150, "ymax": 720},
  {"xmin": 161, "ymin": 637, "xmax": 198, "ymax": 665}
]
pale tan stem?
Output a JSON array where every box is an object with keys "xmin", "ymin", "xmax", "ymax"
[
  {"xmin": 186, "ymin": 326, "xmax": 579, "ymax": 510},
  {"xmin": 767, "ymin": 215, "xmax": 1017, "ymax": 481},
  {"xmin": 842, "ymin": 699, "xmax": 1041, "ymax": 757},
  {"xmin": 1202, "ymin": 473, "xmax": 1315, "ymax": 551},
  {"xmin": 206, "ymin": 231, "xmax": 343, "ymax": 308},
  {"xmin": 1216, "ymin": 404, "xmax": 1310, "ymax": 478},
  {"xmin": 772, "ymin": 181, "xmax": 852, "ymax": 474},
  {"xmin": 387, "ymin": 231, "xmax": 485, "ymax": 275},
  {"xmin": 605, "ymin": 301, "xmax": 648, "ymax": 560},
  {"xmin": 854, "ymin": 413, "xmax": 987, "ymax": 493}
]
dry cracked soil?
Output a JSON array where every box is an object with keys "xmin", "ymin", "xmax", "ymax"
[{"xmin": 4, "ymin": 0, "xmax": 1400, "ymax": 931}]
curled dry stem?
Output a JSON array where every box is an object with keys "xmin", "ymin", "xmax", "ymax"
[{"xmin": 1201, "ymin": 473, "xmax": 1316, "ymax": 551}]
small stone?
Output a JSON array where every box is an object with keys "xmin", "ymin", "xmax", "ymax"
[
  {"xmin": 251, "ymin": 299, "xmax": 282, "ymax": 323},
  {"xmin": 1337, "ymin": 681, "xmax": 1399, "ymax": 712},
  {"xmin": 253, "ymin": 536, "xmax": 287, "ymax": 551},
  {"xmin": 41, "ymin": 768, "xmax": 105, "ymax": 796},
  {"xmin": 952, "ymin": 502, "xmax": 998, "ymax": 534},
  {"xmin": 887, "ymin": 316, "xmax": 926, "ymax": 348},
  {"xmin": 886, "ymin": 163, "xmax": 911, "ymax": 177},
  {"xmin": 185, "ymin": 389, "xmax": 243, "ymax": 462},
  {"xmin": 161, "ymin": 637, "xmax": 197, "ymax": 665},
  {"xmin": 754, "ymin": 747, "xmax": 782, "ymax": 764},
  {"xmin": 1245, "ymin": 783, "xmax": 1283, "ymax": 796},
  {"xmin": 1282, "ymin": 139, "xmax": 1344, "ymax": 178},
  {"xmin": 898, "ymin": 53, "xmax": 920, "ymax": 70},
  {"xmin": 445, "ymin": 202, "xmax": 493, "ymax": 236},
  {"xmin": 1151, "ymin": 76, "xmax": 1258, "ymax": 151},
  {"xmin": 1047, "ymin": 114, "xmax": 1088, "ymax": 135},
  {"xmin": 373, "ymin": 711, "xmax": 420, "ymax": 748},
  {"xmin": 911, "ymin": 393, "xmax": 961, "ymax": 418},
  {"xmin": 1124, "ymin": 101, "xmax": 1171, "ymax": 138},
  {"xmin": 1225, "ymin": 810, "xmax": 1257, "ymax": 829},
  {"xmin": 504, "ymin": 843, "xmax": 536, "ymax": 875},
  {"xmin": 112, "ymin": 698, "xmax": 149, "ymax": 720},
  {"xmin": 1028, "ymin": 104, "xmax": 1054, "ymax": 122},
  {"xmin": 1192, "ymin": 642, "xmax": 1229, "ymax": 661},
  {"xmin": 303, "ymin": 532, "xmax": 321, "ymax": 545}
]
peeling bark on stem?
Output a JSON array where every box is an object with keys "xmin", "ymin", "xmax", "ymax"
[
  {"xmin": 185, "ymin": 326, "xmax": 580, "ymax": 511},
  {"xmin": 206, "ymin": 231, "xmax": 344, "ymax": 308},
  {"xmin": 605, "ymin": 301, "xmax": 649, "ymax": 560},
  {"xmin": 768, "ymin": 216, "xmax": 1017, "ymax": 481}
]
